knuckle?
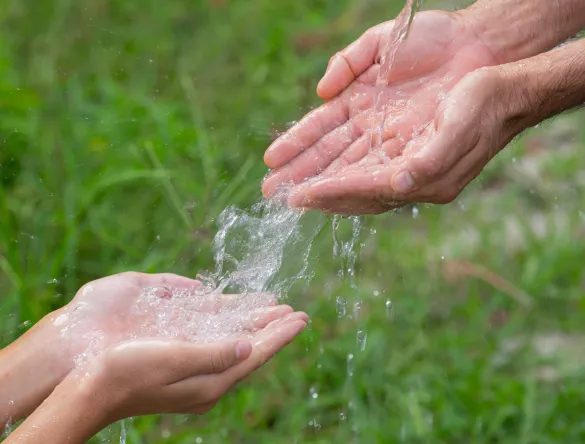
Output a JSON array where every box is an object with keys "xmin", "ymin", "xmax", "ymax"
[{"xmin": 210, "ymin": 351, "xmax": 227, "ymax": 373}]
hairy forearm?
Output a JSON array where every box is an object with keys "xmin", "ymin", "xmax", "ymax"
[
  {"xmin": 503, "ymin": 37, "xmax": 585, "ymax": 130},
  {"xmin": 462, "ymin": 0, "xmax": 585, "ymax": 64}
]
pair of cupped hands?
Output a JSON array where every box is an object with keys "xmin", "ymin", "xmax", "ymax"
[
  {"xmin": 262, "ymin": 10, "xmax": 535, "ymax": 213},
  {"xmin": 3, "ymin": 273, "xmax": 307, "ymax": 442}
]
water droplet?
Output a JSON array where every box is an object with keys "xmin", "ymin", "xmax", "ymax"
[
  {"xmin": 47, "ymin": 278, "xmax": 59, "ymax": 284},
  {"xmin": 347, "ymin": 353, "xmax": 354, "ymax": 377},
  {"xmin": 352, "ymin": 301, "xmax": 362, "ymax": 320},
  {"xmin": 373, "ymin": 290, "xmax": 380, "ymax": 297},
  {"xmin": 385, "ymin": 299, "xmax": 394, "ymax": 317},
  {"xmin": 412, "ymin": 205, "xmax": 419, "ymax": 219},
  {"xmin": 156, "ymin": 235, "xmax": 161, "ymax": 241},
  {"xmin": 195, "ymin": 437, "xmax": 203, "ymax": 444},
  {"xmin": 336, "ymin": 296, "xmax": 347, "ymax": 318},
  {"xmin": 370, "ymin": 228, "xmax": 377, "ymax": 235},
  {"xmin": 356, "ymin": 329, "xmax": 367, "ymax": 351},
  {"xmin": 441, "ymin": 255, "xmax": 445, "ymax": 260},
  {"xmin": 339, "ymin": 412, "xmax": 347, "ymax": 421},
  {"xmin": 309, "ymin": 386, "xmax": 319, "ymax": 399}
]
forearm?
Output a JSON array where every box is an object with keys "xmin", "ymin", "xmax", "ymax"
[
  {"xmin": 503, "ymin": 37, "xmax": 585, "ymax": 130},
  {"xmin": 4, "ymin": 375, "xmax": 108, "ymax": 444},
  {"xmin": 462, "ymin": 0, "xmax": 585, "ymax": 64},
  {"xmin": 0, "ymin": 309, "xmax": 71, "ymax": 427}
]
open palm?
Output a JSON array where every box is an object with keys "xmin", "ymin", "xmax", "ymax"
[
  {"xmin": 262, "ymin": 11, "xmax": 496, "ymax": 209},
  {"xmin": 59, "ymin": 272, "xmax": 294, "ymax": 362}
]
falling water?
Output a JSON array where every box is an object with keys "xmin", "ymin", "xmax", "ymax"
[{"xmin": 370, "ymin": 0, "xmax": 422, "ymax": 152}]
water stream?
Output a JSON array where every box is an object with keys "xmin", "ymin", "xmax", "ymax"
[
  {"xmin": 370, "ymin": 0, "xmax": 422, "ymax": 153},
  {"xmin": 54, "ymin": 0, "xmax": 423, "ymax": 440}
]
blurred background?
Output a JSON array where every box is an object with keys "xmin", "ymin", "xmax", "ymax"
[{"xmin": 1, "ymin": 0, "xmax": 585, "ymax": 442}]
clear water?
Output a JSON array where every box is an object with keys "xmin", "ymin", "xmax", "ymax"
[{"xmin": 370, "ymin": 0, "xmax": 422, "ymax": 153}]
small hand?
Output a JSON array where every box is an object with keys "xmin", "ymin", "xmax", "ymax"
[
  {"xmin": 78, "ymin": 310, "xmax": 308, "ymax": 421},
  {"xmin": 5, "ymin": 311, "xmax": 308, "ymax": 443},
  {"xmin": 56, "ymin": 272, "xmax": 292, "ymax": 362},
  {"xmin": 262, "ymin": 11, "xmax": 497, "ymax": 212}
]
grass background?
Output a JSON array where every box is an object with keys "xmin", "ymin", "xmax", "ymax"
[{"xmin": 1, "ymin": 0, "xmax": 585, "ymax": 442}]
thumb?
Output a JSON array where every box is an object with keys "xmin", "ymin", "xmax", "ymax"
[{"xmin": 195, "ymin": 341, "xmax": 253, "ymax": 375}]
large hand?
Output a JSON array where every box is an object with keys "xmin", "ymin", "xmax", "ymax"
[
  {"xmin": 262, "ymin": 11, "xmax": 497, "ymax": 212},
  {"xmin": 281, "ymin": 67, "xmax": 526, "ymax": 213}
]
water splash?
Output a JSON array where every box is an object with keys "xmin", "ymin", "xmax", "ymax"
[
  {"xmin": 61, "ymin": 191, "xmax": 325, "ymax": 364},
  {"xmin": 332, "ymin": 215, "xmax": 362, "ymax": 288}
]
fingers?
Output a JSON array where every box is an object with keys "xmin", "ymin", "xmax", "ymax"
[
  {"xmin": 317, "ymin": 22, "xmax": 388, "ymax": 100},
  {"xmin": 165, "ymin": 340, "xmax": 253, "ymax": 381},
  {"xmin": 262, "ymin": 118, "xmax": 364, "ymax": 197},
  {"xmin": 264, "ymin": 97, "xmax": 349, "ymax": 170},
  {"xmin": 226, "ymin": 312, "xmax": 308, "ymax": 381},
  {"xmin": 167, "ymin": 312, "xmax": 308, "ymax": 404},
  {"xmin": 288, "ymin": 163, "xmax": 396, "ymax": 209},
  {"xmin": 138, "ymin": 273, "xmax": 203, "ymax": 289},
  {"xmin": 241, "ymin": 305, "xmax": 295, "ymax": 331}
]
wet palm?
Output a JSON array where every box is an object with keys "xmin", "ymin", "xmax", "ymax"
[
  {"xmin": 57, "ymin": 272, "xmax": 293, "ymax": 361},
  {"xmin": 262, "ymin": 11, "xmax": 496, "ymax": 211}
]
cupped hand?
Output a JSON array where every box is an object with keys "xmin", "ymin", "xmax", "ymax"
[
  {"xmin": 4, "ymin": 310, "xmax": 307, "ymax": 444},
  {"xmin": 68, "ymin": 310, "xmax": 308, "ymax": 423},
  {"xmin": 53, "ymin": 272, "xmax": 295, "ymax": 364},
  {"xmin": 262, "ymin": 11, "xmax": 498, "ymax": 212},
  {"xmin": 282, "ymin": 67, "xmax": 526, "ymax": 213}
]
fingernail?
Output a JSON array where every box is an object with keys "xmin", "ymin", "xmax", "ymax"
[
  {"xmin": 394, "ymin": 171, "xmax": 414, "ymax": 193},
  {"xmin": 235, "ymin": 341, "xmax": 252, "ymax": 361}
]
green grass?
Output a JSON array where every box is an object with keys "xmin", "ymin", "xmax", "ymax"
[{"xmin": 1, "ymin": 0, "xmax": 585, "ymax": 442}]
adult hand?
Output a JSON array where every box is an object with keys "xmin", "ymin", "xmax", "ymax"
[
  {"xmin": 262, "ymin": 2, "xmax": 585, "ymax": 214},
  {"xmin": 5, "ymin": 311, "xmax": 308, "ymax": 443},
  {"xmin": 280, "ymin": 67, "xmax": 525, "ymax": 213},
  {"xmin": 262, "ymin": 10, "xmax": 497, "ymax": 207}
]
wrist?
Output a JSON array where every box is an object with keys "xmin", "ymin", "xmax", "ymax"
[
  {"xmin": 460, "ymin": 0, "xmax": 585, "ymax": 64},
  {"xmin": 497, "ymin": 38, "xmax": 585, "ymax": 129},
  {"xmin": 0, "ymin": 309, "xmax": 73, "ymax": 426},
  {"xmin": 5, "ymin": 372, "xmax": 112, "ymax": 444}
]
